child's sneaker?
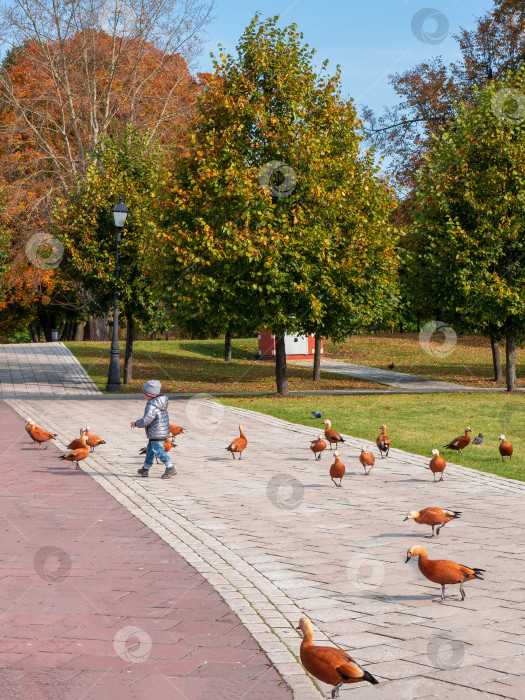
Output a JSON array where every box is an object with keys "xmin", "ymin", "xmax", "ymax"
[
  {"xmin": 161, "ymin": 466, "xmax": 176, "ymax": 479},
  {"xmin": 137, "ymin": 467, "xmax": 149, "ymax": 477}
]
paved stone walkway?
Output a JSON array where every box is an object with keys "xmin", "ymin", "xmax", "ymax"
[
  {"xmin": 0, "ymin": 402, "xmax": 291, "ymax": 700},
  {"xmin": 291, "ymin": 360, "xmax": 494, "ymax": 393},
  {"xmin": 7, "ymin": 396, "xmax": 525, "ymax": 699},
  {"xmin": 0, "ymin": 343, "xmax": 100, "ymax": 397}
]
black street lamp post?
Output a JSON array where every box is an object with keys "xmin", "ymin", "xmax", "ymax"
[{"xmin": 106, "ymin": 197, "xmax": 129, "ymax": 392}]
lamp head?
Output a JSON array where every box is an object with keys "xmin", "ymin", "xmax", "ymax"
[{"xmin": 112, "ymin": 197, "xmax": 129, "ymax": 229}]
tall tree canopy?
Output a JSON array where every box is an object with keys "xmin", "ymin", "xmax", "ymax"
[
  {"xmin": 407, "ymin": 69, "xmax": 525, "ymax": 391},
  {"xmin": 160, "ymin": 15, "xmax": 399, "ymax": 393},
  {"xmin": 365, "ymin": 0, "xmax": 525, "ymax": 193},
  {"xmin": 0, "ymin": 0, "xmax": 212, "ymax": 335}
]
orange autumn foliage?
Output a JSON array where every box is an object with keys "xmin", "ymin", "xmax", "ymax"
[{"xmin": 0, "ymin": 29, "xmax": 208, "ymax": 314}]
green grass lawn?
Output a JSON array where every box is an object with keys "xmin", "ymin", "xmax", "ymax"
[
  {"xmin": 66, "ymin": 333, "xmax": 523, "ymax": 394},
  {"xmin": 323, "ymin": 333, "xmax": 524, "ymax": 387},
  {"xmin": 221, "ymin": 393, "xmax": 525, "ymax": 481},
  {"xmin": 65, "ymin": 339, "xmax": 380, "ymax": 394}
]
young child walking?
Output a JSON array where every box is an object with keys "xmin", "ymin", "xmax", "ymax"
[{"xmin": 131, "ymin": 380, "xmax": 176, "ymax": 479}]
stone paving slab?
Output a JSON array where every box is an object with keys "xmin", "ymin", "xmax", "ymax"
[
  {"xmin": 0, "ymin": 401, "xmax": 291, "ymax": 700},
  {"xmin": 0, "ymin": 343, "xmax": 100, "ymax": 397},
  {"xmin": 6, "ymin": 396, "xmax": 525, "ymax": 699}
]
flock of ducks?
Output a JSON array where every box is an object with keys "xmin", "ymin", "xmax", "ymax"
[
  {"xmin": 23, "ymin": 412, "xmax": 514, "ymax": 698},
  {"xmin": 296, "ymin": 416, "xmax": 512, "ymax": 696},
  {"xmin": 309, "ymin": 422, "xmax": 514, "ymax": 487}
]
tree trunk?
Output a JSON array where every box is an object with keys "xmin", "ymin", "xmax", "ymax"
[
  {"xmin": 88, "ymin": 315, "xmax": 109, "ymax": 341},
  {"xmin": 60, "ymin": 322, "xmax": 69, "ymax": 341},
  {"xmin": 74, "ymin": 322, "xmax": 85, "ymax": 341},
  {"xmin": 124, "ymin": 315, "xmax": 134, "ymax": 385},
  {"xmin": 224, "ymin": 330, "xmax": 232, "ymax": 362},
  {"xmin": 505, "ymin": 322, "xmax": 517, "ymax": 392},
  {"xmin": 88, "ymin": 316, "xmax": 96, "ymax": 340},
  {"xmin": 96, "ymin": 315, "xmax": 109, "ymax": 341},
  {"xmin": 29, "ymin": 324, "xmax": 40, "ymax": 343},
  {"xmin": 490, "ymin": 336, "xmax": 503, "ymax": 382},
  {"xmin": 37, "ymin": 306, "xmax": 52, "ymax": 342},
  {"xmin": 275, "ymin": 335, "xmax": 289, "ymax": 396},
  {"xmin": 313, "ymin": 335, "xmax": 322, "ymax": 382}
]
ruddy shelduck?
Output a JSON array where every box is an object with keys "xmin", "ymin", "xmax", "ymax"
[
  {"xmin": 359, "ymin": 447, "xmax": 375, "ymax": 475},
  {"xmin": 226, "ymin": 425, "xmax": 247, "ymax": 459},
  {"xmin": 67, "ymin": 427, "xmax": 87, "ymax": 451},
  {"xmin": 26, "ymin": 419, "xmax": 57, "ymax": 448},
  {"xmin": 322, "ymin": 420, "xmax": 345, "ymax": 450},
  {"xmin": 310, "ymin": 436, "xmax": 327, "ymax": 460},
  {"xmin": 405, "ymin": 545, "xmax": 485, "ymax": 603},
  {"xmin": 376, "ymin": 424, "xmax": 391, "ymax": 458},
  {"xmin": 84, "ymin": 426, "xmax": 106, "ymax": 452},
  {"xmin": 404, "ymin": 507, "xmax": 461, "ymax": 537},
  {"xmin": 429, "ymin": 449, "xmax": 446, "ymax": 482},
  {"xmin": 329, "ymin": 452, "xmax": 345, "ymax": 487},
  {"xmin": 169, "ymin": 424, "xmax": 185, "ymax": 437},
  {"xmin": 59, "ymin": 434, "xmax": 89, "ymax": 469},
  {"xmin": 499, "ymin": 435, "xmax": 513, "ymax": 461},
  {"xmin": 444, "ymin": 427, "xmax": 472, "ymax": 453},
  {"xmin": 297, "ymin": 616, "xmax": 378, "ymax": 697}
]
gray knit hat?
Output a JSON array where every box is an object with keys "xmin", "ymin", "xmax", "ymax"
[{"xmin": 142, "ymin": 380, "xmax": 161, "ymax": 397}]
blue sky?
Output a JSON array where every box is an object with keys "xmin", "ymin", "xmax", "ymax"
[{"xmin": 197, "ymin": 0, "xmax": 491, "ymax": 119}]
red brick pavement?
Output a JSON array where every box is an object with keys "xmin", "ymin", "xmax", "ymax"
[{"xmin": 0, "ymin": 402, "xmax": 292, "ymax": 700}]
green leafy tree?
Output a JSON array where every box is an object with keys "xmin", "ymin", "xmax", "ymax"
[
  {"xmin": 160, "ymin": 15, "xmax": 399, "ymax": 393},
  {"xmin": 407, "ymin": 69, "xmax": 525, "ymax": 390},
  {"xmin": 52, "ymin": 129, "xmax": 168, "ymax": 384}
]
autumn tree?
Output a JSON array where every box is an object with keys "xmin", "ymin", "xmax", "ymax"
[
  {"xmin": 160, "ymin": 15, "xmax": 399, "ymax": 393},
  {"xmin": 407, "ymin": 69, "xmax": 525, "ymax": 391},
  {"xmin": 0, "ymin": 0, "xmax": 212, "ymax": 337},
  {"xmin": 364, "ymin": 0, "xmax": 525, "ymax": 193},
  {"xmin": 52, "ymin": 129, "xmax": 169, "ymax": 382}
]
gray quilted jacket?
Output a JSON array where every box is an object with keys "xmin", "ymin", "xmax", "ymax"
[{"xmin": 135, "ymin": 395, "xmax": 170, "ymax": 440}]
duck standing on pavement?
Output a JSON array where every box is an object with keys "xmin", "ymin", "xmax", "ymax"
[
  {"xmin": 310, "ymin": 436, "xmax": 327, "ymax": 461},
  {"xmin": 169, "ymin": 424, "xmax": 185, "ymax": 438},
  {"xmin": 322, "ymin": 420, "xmax": 345, "ymax": 450},
  {"xmin": 60, "ymin": 433, "xmax": 89, "ymax": 469},
  {"xmin": 329, "ymin": 452, "xmax": 345, "ymax": 487},
  {"xmin": 67, "ymin": 428, "xmax": 86, "ymax": 451},
  {"xmin": 226, "ymin": 425, "xmax": 247, "ymax": 459},
  {"xmin": 429, "ymin": 449, "xmax": 446, "ymax": 482},
  {"xmin": 25, "ymin": 419, "xmax": 57, "ymax": 449},
  {"xmin": 376, "ymin": 424, "xmax": 391, "ymax": 458},
  {"xmin": 297, "ymin": 616, "xmax": 378, "ymax": 697},
  {"xmin": 405, "ymin": 545, "xmax": 485, "ymax": 603},
  {"xmin": 359, "ymin": 447, "xmax": 375, "ymax": 475},
  {"xmin": 84, "ymin": 426, "xmax": 106, "ymax": 452},
  {"xmin": 404, "ymin": 508, "xmax": 461, "ymax": 537}
]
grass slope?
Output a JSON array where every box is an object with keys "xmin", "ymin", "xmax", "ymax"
[{"xmin": 221, "ymin": 393, "xmax": 524, "ymax": 481}]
